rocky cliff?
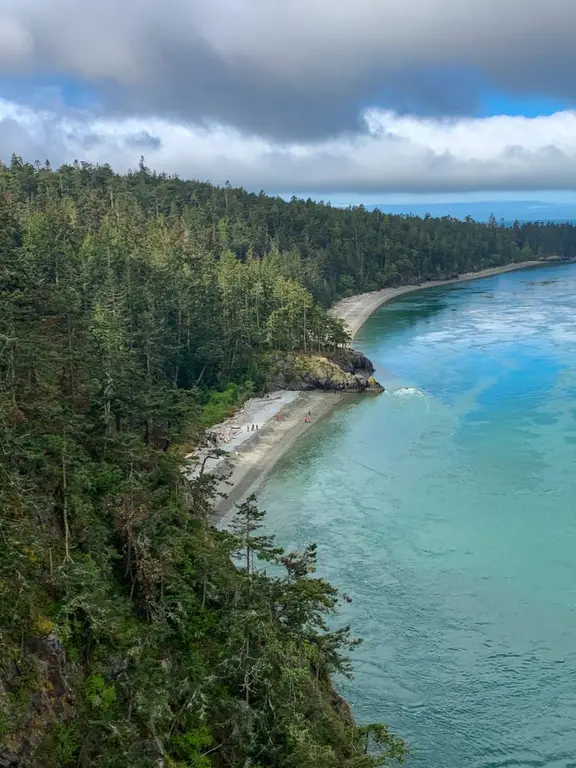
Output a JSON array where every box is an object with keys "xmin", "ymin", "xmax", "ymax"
[{"xmin": 268, "ymin": 348, "xmax": 384, "ymax": 393}]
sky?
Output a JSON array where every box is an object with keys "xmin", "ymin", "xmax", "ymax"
[{"xmin": 2, "ymin": 0, "xmax": 576, "ymax": 211}]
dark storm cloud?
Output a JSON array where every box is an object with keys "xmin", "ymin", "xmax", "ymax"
[
  {"xmin": 3, "ymin": 0, "xmax": 576, "ymax": 196},
  {"xmin": 1, "ymin": 0, "xmax": 576, "ymax": 140},
  {"xmin": 99, "ymin": 42, "xmax": 365, "ymax": 141}
]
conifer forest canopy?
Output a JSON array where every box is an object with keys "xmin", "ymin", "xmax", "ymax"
[{"xmin": 2, "ymin": 156, "xmax": 576, "ymax": 766}]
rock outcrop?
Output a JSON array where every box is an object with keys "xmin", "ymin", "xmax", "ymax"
[
  {"xmin": 268, "ymin": 348, "xmax": 384, "ymax": 393},
  {"xmin": 0, "ymin": 633, "xmax": 75, "ymax": 763}
]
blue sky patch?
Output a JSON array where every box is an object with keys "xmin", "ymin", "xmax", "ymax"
[
  {"xmin": 0, "ymin": 74, "xmax": 101, "ymax": 112},
  {"xmin": 478, "ymin": 91, "xmax": 572, "ymax": 118}
]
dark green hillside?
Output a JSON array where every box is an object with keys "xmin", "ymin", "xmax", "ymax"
[{"xmin": 2, "ymin": 155, "xmax": 576, "ymax": 766}]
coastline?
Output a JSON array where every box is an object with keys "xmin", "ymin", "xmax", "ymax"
[
  {"xmin": 330, "ymin": 259, "xmax": 543, "ymax": 340},
  {"xmin": 200, "ymin": 259, "xmax": 545, "ymax": 524},
  {"xmin": 209, "ymin": 391, "xmax": 343, "ymax": 526}
]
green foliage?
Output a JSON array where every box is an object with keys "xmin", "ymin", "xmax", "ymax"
[
  {"xmin": 85, "ymin": 674, "xmax": 117, "ymax": 712},
  {"xmin": 171, "ymin": 726, "xmax": 213, "ymax": 767},
  {"xmin": 53, "ymin": 724, "xmax": 82, "ymax": 767},
  {"xmin": 3, "ymin": 156, "xmax": 574, "ymax": 766},
  {"xmin": 356, "ymin": 724, "xmax": 409, "ymax": 765},
  {"xmin": 198, "ymin": 381, "xmax": 254, "ymax": 428}
]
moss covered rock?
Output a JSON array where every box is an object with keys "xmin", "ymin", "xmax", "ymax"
[{"xmin": 268, "ymin": 349, "xmax": 384, "ymax": 393}]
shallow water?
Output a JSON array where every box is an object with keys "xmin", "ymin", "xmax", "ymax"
[{"xmin": 258, "ymin": 263, "xmax": 576, "ymax": 768}]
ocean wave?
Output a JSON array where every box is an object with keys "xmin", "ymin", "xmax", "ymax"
[{"xmin": 392, "ymin": 386, "xmax": 428, "ymax": 398}]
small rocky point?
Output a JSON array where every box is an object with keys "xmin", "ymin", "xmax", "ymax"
[{"xmin": 269, "ymin": 348, "xmax": 384, "ymax": 393}]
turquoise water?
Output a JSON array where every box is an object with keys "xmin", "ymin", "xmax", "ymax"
[{"xmin": 258, "ymin": 263, "xmax": 576, "ymax": 768}]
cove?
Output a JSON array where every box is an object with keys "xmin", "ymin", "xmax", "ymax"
[{"xmin": 257, "ymin": 262, "xmax": 576, "ymax": 768}]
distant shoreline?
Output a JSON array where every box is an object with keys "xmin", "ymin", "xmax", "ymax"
[
  {"xmin": 206, "ymin": 258, "xmax": 553, "ymax": 524},
  {"xmin": 330, "ymin": 259, "xmax": 546, "ymax": 340}
]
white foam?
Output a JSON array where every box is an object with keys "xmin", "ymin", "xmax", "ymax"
[{"xmin": 392, "ymin": 386, "xmax": 427, "ymax": 398}]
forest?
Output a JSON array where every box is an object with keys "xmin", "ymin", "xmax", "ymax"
[{"xmin": 2, "ymin": 155, "xmax": 576, "ymax": 767}]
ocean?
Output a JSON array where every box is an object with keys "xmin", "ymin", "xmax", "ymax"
[{"xmin": 257, "ymin": 262, "xmax": 576, "ymax": 768}]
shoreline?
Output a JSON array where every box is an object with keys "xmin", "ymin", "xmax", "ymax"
[
  {"xmin": 199, "ymin": 259, "xmax": 548, "ymax": 525},
  {"xmin": 330, "ymin": 259, "xmax": 544, "ymax": 340},
  {"xmin": 210, "ymin": 391, "xmax": 344, "ymax": 526}
]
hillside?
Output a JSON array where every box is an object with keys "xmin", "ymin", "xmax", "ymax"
[{"xmin": 2, "ymin": 156, "xmax": 576, "ymax": 766}]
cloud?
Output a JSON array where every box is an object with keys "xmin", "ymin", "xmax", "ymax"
[
  {"xmin": 3, "ymin": 97, "xmax": 576, "ymax": 194},
  {"xmin": 1, "ymin": 0, "xmax": 576, "ymax": 139}
]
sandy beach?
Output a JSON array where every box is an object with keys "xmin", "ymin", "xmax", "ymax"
[
  {"xmin": 210, "ymin": 390, "xmax": 342, "ymax": 525},
  {"xmin": 331, "ymin": 259, "xmax": 543, "ymax": 340},
  {"xmin": 187, "ymin": 390, "xmax": 301, "ymax": 481},
  {"xmin": 193, "ymin": 258, "xmax": 544, "ymax": 524},
  {"xmin": 185, "ymin": 389, "xmax": 342, "ymax": 525}
]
